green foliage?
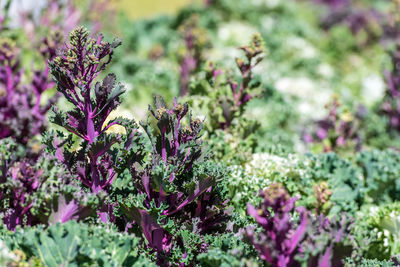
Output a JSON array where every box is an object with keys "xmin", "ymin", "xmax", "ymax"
[
  {"xmin": 360, "ymin": 202, "xmax": 400, "ymax": 259},
  {"xmin": 197, "ymin": 233, "xmax": 257, "ymax": 267},
  {"xmin": 2, "ymin": 0, "xmax": 400, "ymax": 265},
  {"xmin": 1, "ymin": 221, "xmax": 153, "ymax": 267},
  {"xmin": 304, "ymin": 153, "xmax": 363, "ymax": 215},
  {"xmin": 344, "ymin": 257, "xmax": 395, "ymax": 267},
  {"xmin": 357, "ymin": 149, "xmax": 400, "ymax": 204}
]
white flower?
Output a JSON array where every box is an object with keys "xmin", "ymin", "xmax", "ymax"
[
  {"xmin": 286, "ymin": 37, "xmax": 318, "ymax": 59},
  {"xmin": 362, "ymin": 74, "xmax": 385, "ymax": 105},
  {"xmin": 317, "ymin": 64, "xmax": 334, "ymax": 79},
  {"xmin": 275, "ymin": 77, "xmax": 314, "ymax": 96},
  {"xmin": 218, "ymin": 22, "xmax": 257, "ymax": 46}
]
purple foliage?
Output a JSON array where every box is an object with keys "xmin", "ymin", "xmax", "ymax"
[
  {"xmin": 313, "ymin": 0, "xmax": 349, "ymax": 9},
  {"xmin": 121, "ymin": 96, "xmax": 229, "ymax": 263},
  {"xmin": 230, "ymin": 34, "xmax": 264, "ymax": 108},
  {"xmin": 0, "ymin": 139, "xmax": 93, "ymax": 231},
  {"xmin": 47, "ymin": 27, "xmax": 142, "ymax": 194},
  {"xmin": 315, "ymin": 0, "xmax": 384, "ymax": 46},
  {"xmin": 303, "ymin": 97, "xmax": 362, "ymax": 152},
  {"xmin": 20, "ymin": 0, "xmax": 80, "ymax": 39},
  {"xmin": 244, "ymin": 183, "xmax": 308, "ymax": 267},
  {"xmin": 0, "ymin": 158, "xmax": 44, "ymax": 230},
  {"xmin": 0, "ymin": 34, "xmax": 61, "ymax": 145},
  {"xmin": 303, "ymin": 214, "xmax": 353, "ymax": 267},
  {"xmin": 179, "ymin": 14, "xmax": 210, "ymax": 96},
  {"xmin": 245, "ymin": 183, "xmax": 353, "ymax": 267},
  {"xmin": 46, "ymin": 27, "xmax": 145, "ymax": 225},
  {"xmin": 383, "ymin": 44, "xmax": 400, "ymax": 132},
  {"xmin": 204, "ymin": 33, "xmax": 264, "ymax": 131}
]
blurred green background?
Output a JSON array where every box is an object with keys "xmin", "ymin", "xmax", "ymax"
[{"xmin": 113, "ymin": 0, "xmax": 193, "ymax": 19}]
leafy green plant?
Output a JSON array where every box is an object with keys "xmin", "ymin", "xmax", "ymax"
[{"xmin": 1, "ymin": 221, "xmax": 153, "ymax": 267}]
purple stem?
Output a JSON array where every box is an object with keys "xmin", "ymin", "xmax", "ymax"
[{"xmin": 161, "ymin": 126, "xmax": 167, "ymax": 163}]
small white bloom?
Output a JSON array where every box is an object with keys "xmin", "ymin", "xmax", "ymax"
[
  {"xmin": 218, "ymin": 22, "xmax": 257, "ymax": 46},
  {"xmin": 362, "ymin": 74, "xmax": 385, "ymax": 105},
  {"xmin": 317, "ymin": 64, "xmax": 334, "ymax": 79}
]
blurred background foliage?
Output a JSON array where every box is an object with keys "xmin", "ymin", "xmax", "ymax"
[{"xmin": 111, "ymin": 0, "xmax": 194, "ymax": 19}]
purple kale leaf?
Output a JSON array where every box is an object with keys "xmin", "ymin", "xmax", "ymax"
[
  {"xmin": 0, "ymin": 138, "xmax": 95, "ymax": 230},
  {"xmin": 244, "ymin": 183, "xmax": 308, "ymax": 267},
  {"xmin": 47, "ymin": 27, "xmax": 144, "ymax": 196},
  {"xmin": 383, "ymin": 44, "xmax": 400, "ymax": 132},
  {"xmin": 0, "ymin": 34, "xmax": 61, "ymax": 145},
  {"xmin": 120, "ymin": 96, "xmax": 229, "ymax": 264},
  {"xmin": 45, "ymin": 27, "xmax": 145, "ymax": 225},
  {"xmin": 245, "ymin": 183, "xmax": 354, "ymax": 267},
  {"xmin": 178, "ymin": 14, "xmax": 211, "ymax": 96},
  {"xmin": 302, "ymin": 214, "xmax": 354, "ymax": 267},
  {"xmin": 303, "ymin": 96, "xmax": 363, "ymax": 152}
]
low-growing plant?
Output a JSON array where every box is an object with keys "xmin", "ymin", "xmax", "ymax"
[
  {"xmin": 188, "ymin": 33, "xmax": 265, "ymax": 164},
  {"xmin": 245, "ymin": 183, "xmax": 353, "ymax": 267},
  {"xmin": 178, "ymin": 14, "xmax": 211, "ymax": 96},
  {"xmin": 1, "ymin": 220, "xmax": 154, "ymax": 267},
  {"xmin": 118, "ymin": 95, "xmax": 230, "ymax": 265},
  {"xmin": 0, "ymin": 35, "xmax": 61, "ymax": 145},
  {"xmin": 44, "ymin": 27, "xmax": 147, "ymax": 226},
  {"xmin": 0, "ymin": 138, "xmax": 98, "ymax": 231},
  {"xmin": 303, "ymin": 96, "xmax": 363, "ymax": 153},
  {"xmin": 382, "ymin": 44, "xmax": 400, "ymax": 133},
  {"xmin": 46, "ymin": 27, "xmax": 144, "ymax": 195},
  {"xmin": 356, "ymin": 149, "xmax": 400, "ymax": 204},
  {"xmin": 196, "ymin": 33, "xmax": 264, "ymax": 131},
  {"xmin": 244, "ymin": 183, "xmax": 308, "ymax": 267}
]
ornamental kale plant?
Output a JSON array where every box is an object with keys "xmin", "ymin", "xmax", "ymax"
[
  {"xmin": 303, "ymin": 96, "xmax": 363, "ymax": 153},
  {"xmin": 302, "ymin": 214, "xmax": 354, "ymax": 267},
  {"xmin": 383, "ymin": 44, "xmax": 400, "ymax": 133},
  {"xmin": 44, "ymin": 27, "xmax": 146, "ymax": 226},
  {"xmin": 0, "ymin": 34, "xmax": 61, "ymax": 145},
  {"xmin": 119, "ymin": 95, "xmax": 230, "ymax": 265},
  {"xmin": 244, "ymin": 183, "xmax": 308, "ymax": 267},
  {"xmin": 245, "ymin": 183, "xmax": 353, "ymax": 267},
  {"xmin": 178, "ymin": 14, "xmax": 210, "ymax": 96},
  {"xmin": 1, "ymin": 220, "xmax": 154, "ymax": 266},
  {"xmin": 188, "ymin": 33, "xmax": 265, "ymax": 164},
  {"xmin": 0, "ymin": 138, "xmax": 97, "ymax": 231},
  {"xmin": 46, "ymin": 27, "xmax": 144, "ymax": 195},
  {"xmin": 20, "ymin": 0, "xmax": 80, "ymax": 39},
  {"xmin": 200, "ymin": 33, "xmax": 264, "ymax": 131},
  {"xmin": 356, "ymin": 149, "xmax": 400, "ymax": 204},
  {"xmin": 315, "ymin": 0, "xmax": 383, "ymax": 46}
]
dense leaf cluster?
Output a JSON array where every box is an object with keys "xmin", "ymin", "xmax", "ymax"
[{"xmin": 2, "ymin": 0, "xmax": 400, "ymax": 266}]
